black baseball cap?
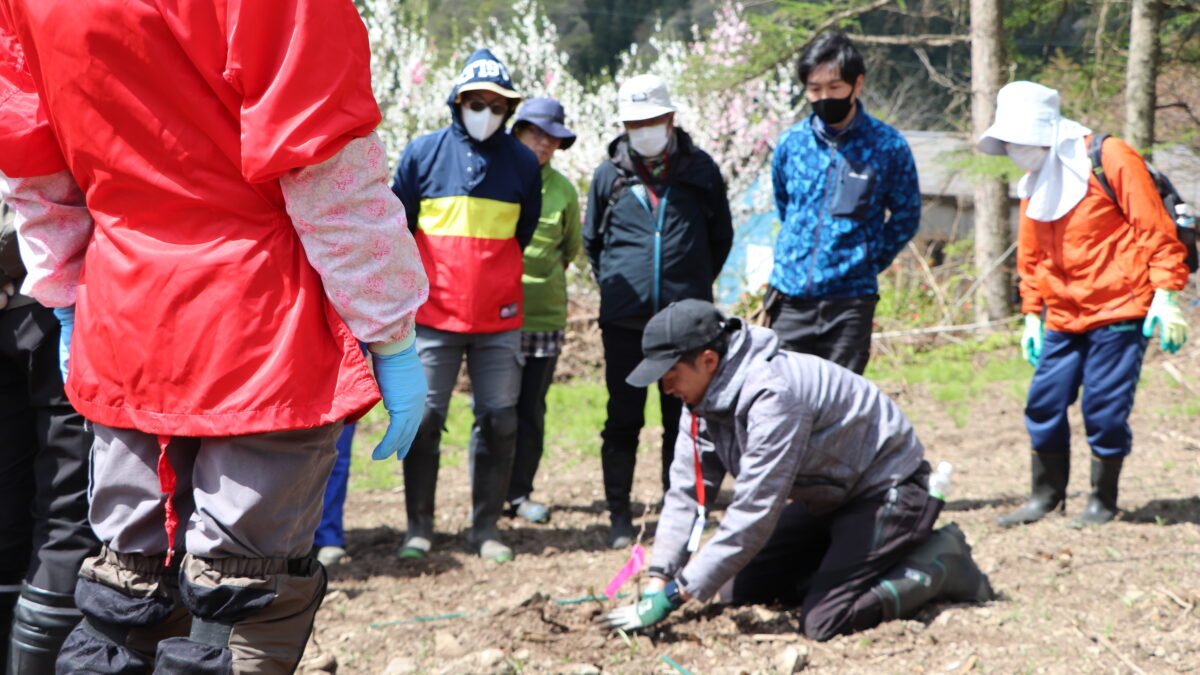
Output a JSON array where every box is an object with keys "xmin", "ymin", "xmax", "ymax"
[{"xmin": 626, "ymin": 299, "xmax": 728, "ymax": 388}]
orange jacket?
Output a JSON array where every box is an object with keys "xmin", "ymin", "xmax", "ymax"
[{"xmin": 1017, "ymin": 135, "xmax": 1189, "ymax": 334}]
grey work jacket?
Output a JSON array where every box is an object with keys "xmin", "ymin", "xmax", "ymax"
[{"xmin": 650, "ymin": 322, "xmax": 924, "ymax": 601}]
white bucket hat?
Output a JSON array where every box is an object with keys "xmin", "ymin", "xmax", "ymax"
[
  {"xmin": 617, "ymin": 74, "xmax": 677, "ymax": 123},
  {"xmin": 977, "ymin": 82, "xmax": 1062, "ymax": 155},
  {"xmin": 977, "ymin": 81, "xmax": 1093, "ymax": 222}
]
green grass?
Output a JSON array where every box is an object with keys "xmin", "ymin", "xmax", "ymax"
[
  {"xmin": 866, "ymin": 332, "xmax": 1031, "ymax": 427},
  {"xmin": 1159, "ymin": 399, "xmax": 1200, "ymax": 417},
  {"xmin": 347, "ymin": 332, "xmax": 1030, "ymax": 486},
  {"xmin": 348, "ymin": 378, "xmax": 661, "ymax": 492}
]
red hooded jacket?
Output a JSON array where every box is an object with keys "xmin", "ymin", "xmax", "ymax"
[{"xmin": 0, "ymin": 0, "xmax": 384, "ymax": 435}]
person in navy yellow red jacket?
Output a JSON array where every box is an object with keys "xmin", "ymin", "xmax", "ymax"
[
  {"xmin": 392, "ymin": 48, "xmax": 542, "ymax": 563},
  {"xmin": 978, "ymin": 82, "xmax": 1190, "ymax": 528}
]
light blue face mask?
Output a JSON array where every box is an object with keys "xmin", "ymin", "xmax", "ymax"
[{"xmin": 1007, "ymin": 143, "xmax": 1049, "ymax": 172}]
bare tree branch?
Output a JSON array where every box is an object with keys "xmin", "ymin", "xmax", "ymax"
[
  {"xmin": 1156, "ymin": 101, "xmax": 1200, "ymax": 128},
  {"xmin": 853, "ymin": 33, "xmax": 970, "ymax": 47},
  {"xmin": 914, "ymin": 46, "xmax": 968, "ymax": 92},
  {"xmin": 753, "ymin": 0, "xmax": 894, "ymax": 77}
]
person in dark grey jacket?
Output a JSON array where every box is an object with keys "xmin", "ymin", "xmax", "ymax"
[
  {"xmin": 601, "ymin": 300, "xmax": 992, "ymax": 641},
  {"xmin": 583, "ymin": 74, "xmax": 733, "ymax": 550},
  {"xmin": 0, "ymin": 203, "xmax": 98, "ymax": 671}
]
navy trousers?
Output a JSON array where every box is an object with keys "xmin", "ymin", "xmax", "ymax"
[
  {"xmin": 1025, "ymin": 320, "xmax": 1148, "ymax": 459},
  {"xmin": 314, "ymin": 423, "xmax": 355, "ymax": 548}
]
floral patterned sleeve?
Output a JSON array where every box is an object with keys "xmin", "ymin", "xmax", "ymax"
[
  {"xmin": 0, "ymin": 169, "xmax": 93, "ymax": 307},
  {"xmin": 279, "ymin": 131, "xmax": 428, "ymax": 345}
]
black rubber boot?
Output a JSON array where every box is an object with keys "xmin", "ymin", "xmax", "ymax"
[
  {"xmin": 607, "ymin": 510, "xmax": 635, "ymax": 550},
  {"xmin": 469, "ymin": 407, "xmax": 518, "ymax": 561},
  {"xmin": 8, "ymin": 583, "xmax": 82, "ymax": 674},
  {"xmin": 0, "ymin": 586, "xmax": 16, "ymax": 669},
  {"xmin": 1069, "ymin": 457, "xmax": 1123, "ymax": 528},
  {"xmin": 871, "ymin": 523, "xmax": 995, "ymax": 622},
  {"xmin": 400, "ymin": 409, "xmax": 444, "ymax": 558},
  {"xmin": 601, "ymin": 433, "xmax": 637, "ymax": 549},
  {"xmin": 997, "ymin": 451, "xmax": 1069, "ymax": 527}
]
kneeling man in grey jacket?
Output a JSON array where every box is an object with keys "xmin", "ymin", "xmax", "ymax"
[{"xmin": 601, "ymin": 299, "xmax": 993, "ymax": 641}]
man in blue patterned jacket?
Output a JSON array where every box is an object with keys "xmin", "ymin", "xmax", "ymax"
[{"xmin": 768, "ymin": 32, "xmax": 921, "ymax": 374}]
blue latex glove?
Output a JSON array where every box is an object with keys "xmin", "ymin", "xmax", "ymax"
[
  {"xmin": 1021, "ymin": 313, "xmax": 1043, "ymax": 368},
  {"xmin": 1142, "ymin": 289, "xmax": 1188, "ymax": 354},
  {"xmin": 599, "ymin": 581, "xmax": 683, "ymax": 631},
  {"xmin": 52, "ymin": 305, "xmax": 75, "ymax": 382},
  {"xmin": 370, "ymin": 341, "xmax": 427, "ymax": 461}
]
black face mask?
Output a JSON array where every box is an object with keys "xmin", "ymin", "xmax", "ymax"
[{"xmin": 811, "ymin": 93, "xmax": 854, "ymax": 126}]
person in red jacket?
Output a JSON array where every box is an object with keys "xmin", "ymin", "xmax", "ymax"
[
  {"xmin": 0, "ymin": 0, "xmax": 428, "ymax": 671},
  {"xmin": 978, "ymin": 81, "xmax": 1190, "ymax": 528}
]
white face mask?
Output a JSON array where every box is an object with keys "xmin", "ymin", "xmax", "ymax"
[
  {"xmin": 461, "ymin": 106, "xmax": 505, "ymax": 142},
  {"xmin": 1007, "ymin": 143, "xmax": 1050, "ymax": 172},
  {"xmin": 627, "ymin": 124, "xmax": 670, "ymax": 157}
]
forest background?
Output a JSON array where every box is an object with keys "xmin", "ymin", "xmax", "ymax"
[
  {"xmin": 354, "ymin": 0, "xmax": 1199, "ymax": 325},
  {"xmin": 355, "ymin": 0, "xmax": 1200, "ymax": 196}
]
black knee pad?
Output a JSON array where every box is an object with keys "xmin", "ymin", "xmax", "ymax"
[
  {"xmin": 58, "ymin": 548, "xmax": 188, "ymax": 674},
  {"xmin": 414, "ymin": 408, "xmax": 446, "ymax": 443},
  {"xmin": 160, "ymin": 554, "xmax": 326, "ymax": 674},
  {"xmin": 477, "ymin": 406, "xmax": 518, "ymax": 443}
]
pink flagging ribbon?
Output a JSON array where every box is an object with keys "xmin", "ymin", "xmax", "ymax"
[{"xmin": 605, "ymin": 544, "xmax": 646, "ymax": 599}]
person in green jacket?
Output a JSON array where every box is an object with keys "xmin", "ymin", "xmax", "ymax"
[{"xmin": 506, "ymin": 97, "xmax": 582, "ymax": 523}]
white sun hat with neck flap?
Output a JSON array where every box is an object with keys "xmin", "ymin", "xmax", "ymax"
[{"xmin": 977, "ymin": 81, "xmax": 1093, "ymax": 222}]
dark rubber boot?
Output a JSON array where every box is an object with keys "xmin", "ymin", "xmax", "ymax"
[
  {"xmin": 997, "ymin": 451, "xmax": 1069, "ymax": 527},
  {"xmin": 8, "ymin": 583, "xmax": 82, "ymax": 674},
  {"xmin": 600, "ymin": 433, "xmax": 637, "ymax": 549},
  {"xmin": 154, "ymin": 554, "xmax": 326, "ymax": 674},
  {"xmin": 607, "ymin": 510, "xmax": 635, "ymax": 550},
  {"xmin": 871, "ymin": 523, "xmax": 995, "ymax": 622},
  {"xmin": 1069, "ymin": 457, "xmax": 1123, "ymax": 528},
  {"xmin": 400, "ymin": 409, "xmax": 444, "ymax": 558},
  {"xmin": 1, "ymin": 587, "xmax": 16, "ymax": 669},
  {"xmin": 469, "ymin": 407, "xmax": 518, "ymax": 561}
]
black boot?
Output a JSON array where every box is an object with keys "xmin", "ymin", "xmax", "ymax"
[
  {"xmin": 1, "ymin": 586, "xmax": 16, "ymax": 669},
  {"xmin": 871, "ymin": 523, "xmax": 994, "ymax": 622},
  {"xmin": 600, "ymin": 432, "xmax": 637, "ymax": 550},
  {"xmin": 8, "ymin": 583, "xmax": 82, "ymax": 673},
  {"xmin": 400, "ymin": 409, "xmax": 444, "ymax": 558},
  {"xmin": 469, "ymin": 407, "xmax": 518, "ymax": 562},
  {"xmin": 607, "ymin": 509, "xmax": 635, "ymax": 550},
  {"xmin": 1070, "ymin": 457, "xmax": 1123, "ymax": 528},
  {"xmin": 997, "ymin": 451, "xmax": 1069, "ymax": 527}
]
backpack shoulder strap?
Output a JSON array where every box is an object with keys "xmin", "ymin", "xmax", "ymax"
[
  {"xmin": 597, "ymin": 169, "xmax": 638, "ymax": 238},
  {"xmin": 1088, "ymin": 134, "xmax": 1120, "ymax": 212}
]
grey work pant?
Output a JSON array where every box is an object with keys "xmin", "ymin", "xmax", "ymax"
[
  {"xmin": 58, "ymin": 423, "xmax": 341, "ymax": 673},
  {"xmin": 415, "ymin": 326, "xmax": 523, "ymax": 418},
  {"xmin": 406, "ymin": 326, "xmax": 521, "ymax": 544},
  {"xmin": 89, "ymin": 422, "xmax": 341, "ymax": 559}
]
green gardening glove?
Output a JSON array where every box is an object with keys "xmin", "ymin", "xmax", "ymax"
[
  {"xmin": 599, "ymin": 581, "xmax": 683, "ymax": 631},
  {"xmin": 1021, "ymin": 313, "xmax": 1043, "ymax": 367},
  {"xmin": 1142, "ymin": 289, "xmax": 1188, "ymax": 354}
]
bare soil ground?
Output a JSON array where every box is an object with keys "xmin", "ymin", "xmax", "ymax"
[{"xmin": 303, "ymin": 312, "xmax": 1200, "ymax": 674}]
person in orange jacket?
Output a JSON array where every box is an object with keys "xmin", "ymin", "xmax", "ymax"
[{"xmin": 978, "ymin": 81, "xmax": 1190, "ymax": 528}]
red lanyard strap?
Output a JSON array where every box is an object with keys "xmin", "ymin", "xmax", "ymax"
[{"xmin": 691, "ymin": 415, "xmax": 705, "ymax": 508}]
